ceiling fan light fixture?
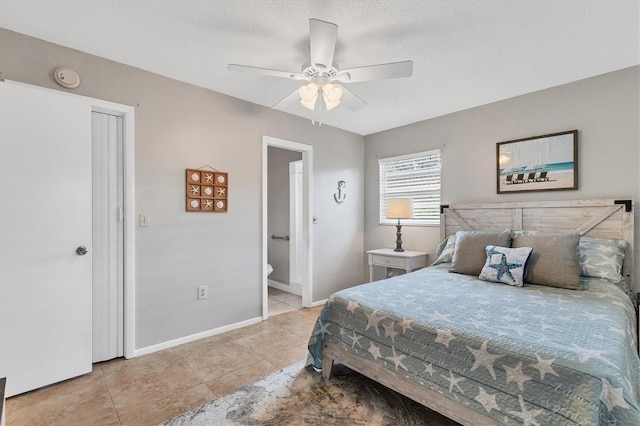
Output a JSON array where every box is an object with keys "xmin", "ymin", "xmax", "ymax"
[
  {"xmin": 229, "ymin": 19, "xmax": 413, "ymax": 117},
  {"xmin": 299, "ymin": 83, "xmax": 319, "ymax": 110},
  {"xmin": 299, "ymin": 83, "xmax": 318, "ymax": 101},
  {"xmin": 300, "ymin": 97, "xmax": 318, "ymax": 110},
  {"xmin": 322, "ymin": 83, "xmax": 342, "ymax": 110}
]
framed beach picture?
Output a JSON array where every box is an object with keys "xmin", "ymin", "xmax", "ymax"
[{"xmin": 496, "ymin": 130, "xmax": 578, "ymax": 194}]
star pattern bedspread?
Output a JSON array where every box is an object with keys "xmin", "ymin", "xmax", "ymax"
[{"xmin": 307, "ymin": 265, "xmax": 640, "ymax": 425}]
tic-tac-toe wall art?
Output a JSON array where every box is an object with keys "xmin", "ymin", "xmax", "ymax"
[{"xmin": 185, "ymin": 168, "xmax": 228, "ymax": 212}]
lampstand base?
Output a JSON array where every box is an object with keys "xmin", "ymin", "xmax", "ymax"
[{"xmin": 394, "ymin": 223, "xmax": 404, "ymax": 252}]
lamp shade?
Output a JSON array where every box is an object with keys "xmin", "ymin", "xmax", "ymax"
[
  {"xmin": 385, "ymin": 198, "xmax": 414, "ymax": 219},
  {"xmin": 298, "ymin": 82, "xmax": 343, "ymax": 111},
  {"xmin": 299, "ymin": 83, "xmax": 319, "ymax": 110},
  {"xmin": 322, "ymin": 83, "xmax": 342, "ymax": 110}
]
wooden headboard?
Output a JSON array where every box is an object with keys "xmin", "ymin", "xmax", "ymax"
[{"xmin": 440, "ymin": 199, "xmax": 635, "ymax": 296}]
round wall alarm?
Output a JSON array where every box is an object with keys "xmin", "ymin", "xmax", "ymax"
[{"xmin": 53, "ymin": 68, "xmax": 80, "ymax": 89}]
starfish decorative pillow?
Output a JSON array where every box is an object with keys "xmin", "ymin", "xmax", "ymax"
[{"xmin": 479, "ymin": 245, "xmax": 532, "ymax": 287}]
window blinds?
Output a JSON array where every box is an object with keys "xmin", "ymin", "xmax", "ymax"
[{"xmin": 379, "ymin": 149, "xmax": 441, "ymax": 226}]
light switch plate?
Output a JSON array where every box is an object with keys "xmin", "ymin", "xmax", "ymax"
[{"xmin": 139, "ymin": 213, "xmax": 150, "ymax": 227}]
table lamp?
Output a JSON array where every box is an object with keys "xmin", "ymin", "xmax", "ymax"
[{"xmin": 385, "ymin": 198, "xmax": 414, "ymax": 252}]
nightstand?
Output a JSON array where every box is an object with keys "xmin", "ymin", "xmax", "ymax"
[{"xmin": 366, "ymin": 248, "xmax": 428, "ymax": 282}]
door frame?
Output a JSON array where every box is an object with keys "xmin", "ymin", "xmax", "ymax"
[
  {"xmin": 262, "ymin": 136, "xmax": 313, "ymax": 318},
  {"xmin": 91, "ymin": 101, "xmax": 135, "ymax": 358}
]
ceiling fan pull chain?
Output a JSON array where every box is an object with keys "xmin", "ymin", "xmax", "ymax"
[{"xmin": 312, "ymin": 90, "xmax": 324, "ymax": 127}]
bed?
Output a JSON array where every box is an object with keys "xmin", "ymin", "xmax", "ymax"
[{"xmin": 307, "ymin": 199, "xmax": 640, "ymax": 425}]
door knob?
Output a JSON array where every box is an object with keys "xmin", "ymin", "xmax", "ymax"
[{"xmin": 76, "ymin": 246, "xmax": 88, "ymax": 256}]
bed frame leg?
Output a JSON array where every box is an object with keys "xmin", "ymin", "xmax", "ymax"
[{"xmin": 322, "ymin": 356, "xmax": 334, "ymax": 379}]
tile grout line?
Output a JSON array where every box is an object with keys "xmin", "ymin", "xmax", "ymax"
[{"xmin": 97, "ymin": 363, "xmax": 125, "ymax": 425}]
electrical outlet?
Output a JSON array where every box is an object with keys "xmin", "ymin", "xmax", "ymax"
[{"xmin": 197, "ymin": 285, "xmax": 208, "ymax": 300}]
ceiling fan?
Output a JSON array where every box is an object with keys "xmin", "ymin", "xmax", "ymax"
[{"xmin": 227, "ymin": 18, "xmax": 413, "ymax": 113}]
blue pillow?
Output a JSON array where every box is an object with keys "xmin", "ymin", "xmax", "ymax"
[
  {"xmin": 577, "ymin": 237, "xmax": 627, "ymax": 283},
  {"xmin": 432, "ymin": 235, "xmax": 455, "ymax": 265}
]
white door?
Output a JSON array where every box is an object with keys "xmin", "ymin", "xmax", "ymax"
[
  {"xmin": 0, "ymin": 81, "xmax": 93, "ymax": 397},
  {"xmin": 92, "ymin": 112, "xmax": 124, "ymax": 363},
  {"xmin": 289, "ymin": 160, "xmax": 304, "ymax": 286}
]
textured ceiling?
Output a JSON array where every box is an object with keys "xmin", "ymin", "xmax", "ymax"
[{"xmin": 0, "ymin": 0, "xmax": 638, "ymax": 135}]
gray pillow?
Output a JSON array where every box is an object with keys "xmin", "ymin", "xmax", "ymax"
[
  {"xmin": 511, "ymin": 233, "xmax": 583, "ymax": 290},
  {"xmin": 449, "ymin": 230, "xmax": 511, "ymax": 276}
]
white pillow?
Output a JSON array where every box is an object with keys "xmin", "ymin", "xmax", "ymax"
[{"xmin": 479, "ymin": 245, "xmax": 532, "ymax": 287}]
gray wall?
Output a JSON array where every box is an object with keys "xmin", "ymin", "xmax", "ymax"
[
  {"xmin": 3, "ymin": 26, "xmax": 636, "ymax": 349},
  {"xmin": 0, "ymin": 29, "xmax": 365, "ymax": 349},
  {"xmin": 267, "ymin": 147, "xmax": 302, "ymax": 285},
  {"xmin": 365, "ymin": 66, "xmax": 640, "ymax": 284}
]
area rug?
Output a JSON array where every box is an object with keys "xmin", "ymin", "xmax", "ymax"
[{"xmin": 161, "ymin": 360, "xmax": 459, "ymax": 425}]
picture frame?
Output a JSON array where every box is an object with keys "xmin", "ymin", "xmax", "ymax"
[
  {"xmin": 496, "ymin": 130, "xmax": 578, "ymax": 194},
  {"xmin": 185, "ymin": 168, "xmax": 228, "ymax": 212}
]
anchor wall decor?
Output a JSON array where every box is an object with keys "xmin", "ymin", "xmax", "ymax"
[{"xmin": 334, "ymin": 180, "xmax": 346, "ymax": 204}]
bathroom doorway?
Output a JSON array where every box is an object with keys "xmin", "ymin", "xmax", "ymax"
[
  {"xmin": 267, "ymin": 148, "xmax": 302, "ymax": 315},
  {"xmin": 262, "ymin": 136, "xmax": 313, "ymax": 319}
]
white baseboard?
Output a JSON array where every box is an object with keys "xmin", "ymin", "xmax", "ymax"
[
  {"xmin": 268, "ymin": 279, "xmax": 302, "ymax": 296},
  {"xmin": 311, "ymin": 298, "xmax": 328, "ymax": 307},
  {"xmin": 131, "ymin": 316, "xmax": 263, "ymax": 358},
  {"xmin": 131, "ymin": 300, "xmax": 326, "ymax": 359}
]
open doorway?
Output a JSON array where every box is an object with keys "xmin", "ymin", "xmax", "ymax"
[
  {"xmin": 266, "ymin": 148, "xmax": 302, "ymax": 315},
  {"xmin": 262, "ymin": 136, "xmax": 313, "ymax": 319}
]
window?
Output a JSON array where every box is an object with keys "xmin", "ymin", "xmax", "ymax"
[{"xmin": 379, "ymin": 149, "xmax": 441, "ymax": 226}]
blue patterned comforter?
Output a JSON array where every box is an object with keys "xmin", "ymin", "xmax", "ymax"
[{"xmin": 307, "ymin": 264, "xmax": 640, "ymax": 425}]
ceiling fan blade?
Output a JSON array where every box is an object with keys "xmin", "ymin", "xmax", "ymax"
[
  {"xmin": 271, "ymin": 88, "xmax": 301, "ymax": 109},
  {"xmin": 309, "ymin": 18, "xmax": 338, "ymax": 69},
  {"xmin": 336, "ymin": 60, "xmax": 413, "ymax": 83},
  {"xmin": 227, "ymin": 64, "xmax": 305, "ymax": 80},
  {"xmin": 338, "ymin": 86, "xmax": 367, "ymax": 111}
]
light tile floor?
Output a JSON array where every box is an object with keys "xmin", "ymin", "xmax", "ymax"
[
  {"xmin": 267, "ymin": 286, "xmax": 302, "ymax": 316},
  {"xmin": 5, "ymin": 304, "xmax": 323, "ymax": 426}
]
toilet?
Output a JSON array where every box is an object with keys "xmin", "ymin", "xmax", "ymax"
[{"xmin": 267, "ymin": 264, "xmax": 273, "ymax": 276}]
